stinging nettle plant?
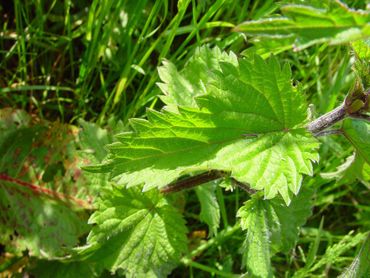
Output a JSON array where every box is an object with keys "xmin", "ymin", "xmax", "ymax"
[
  {"xmin": 80, "ymin": 2, "xmax": 369, "ymax": 276},
  {"xmin": 1, "ymin": 1, "xmax": 369, "ymax": 277}
]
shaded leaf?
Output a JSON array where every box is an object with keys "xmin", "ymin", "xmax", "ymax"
[
  {"xmin": 81, "ymin": 187, "xmax": 188, "ymax": 276},
  {"xmin": 0, "ymin": 109, "xmax": 115, "ymax": 258},
  {"xmin": 0, "ymin": 181, "xmax": 89, "ymax": 257},
  {"xmin": 78, "ymin": 119, "xmax": 111, "ymax": 162},
  {"xmin": 29, "ymin": 260, "xmax": 98, "ymax": 278},
  {"xmin": 195, "ymin": 182, "xmax": 220, "ymax": 236}
]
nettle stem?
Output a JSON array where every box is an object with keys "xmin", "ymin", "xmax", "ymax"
[
  {"xmin": 161, "ymin": 90, "xmax": 369, "ymax": 194},
  {"xmin": 308, "ymin": 88, "xmax": 369, "ymax": 135},
  {"xmin": 160, "ymin": 170, "xmax": 256, "ymax": 194},
  {"xmin": 307, "ymin": 102, "xmax": 346, "ymax": 134},
  {"xmin": 160, "ymin": 170, "xmax": 223, "ymax": 193}
]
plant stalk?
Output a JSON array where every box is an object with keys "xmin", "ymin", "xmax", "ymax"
[
  {"xmin": 160, "ymin": 170, "xmax": 224, "ymax": 193},
  {"xmin": 307, "ymin": 102, "xmax": 346, "ymax": 134}
]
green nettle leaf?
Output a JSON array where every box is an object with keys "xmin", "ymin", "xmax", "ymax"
[
  {"xmin": 235, "ymin": 1, "xmax": 370, "ymax": 50},
  {"xmin": 157, "ymin": 46, "xmax": 238, "ymax": 110},
  {"xmin": 98, "ymin": 51, "xmax": 319, "ymax": 204},
  {"xmin": 342, "ymin": 119, "xmax": 370, "ymax": 164},
  {"xmin": 242, "ymin": 36, "xmax": 296, "ymax": 59},
  {"xmin": 82, "ymin": 187, "xmax": 188, "ymax": 276},
  {"xmin": 237, "ymin": 195, "xmax": 274, "ymax": 278},
  {"xmin": 237, "ymin": 189, "xmax": 313, "ymax": 277},
  {"xmin": 195, "ymin": 182, "xmax": 220, "ymax": 236}
]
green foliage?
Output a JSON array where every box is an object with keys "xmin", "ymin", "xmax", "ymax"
[
  {"xmin": 321, "ymin": 153, "xmax": 370, "ymax": 187},
  {"xmin": 1, "ymin": 0, "xmax": 369, "ymax": 277},
  {"xmin": 78, "ymin": 119, "xmax": 112, "ymax": 162},
  {"xmin": 236, "ymin": 1, "xmax": 370, "ymax": 50},
  {"xmin": 322, "ymin": 119, "xmax": 370, "ymax": 187},
  {"xmin": 157, "ymin": 47, "xmax": 238, "ymax": 109},
  {"xmin": 339, "ymin": 234, "xmax": 370, "ymax": 278},
  {"xmin": 96, "ymin": 54, "xmax": 319, "ymax": 205},
  {"xmin": 29, "ymin": 260, "xmax": 98, "ymax": 278},
  {"xmin": 0, "ymin": 109, "xmax": 91, "ymax": 257},
  {"xmin": 343, "ymin": 119, "xmax": 370, "ymax": 163},
  {"xmin": 195, "ymin": 182, "xmax": 220, "ymax": 236},
  {"xmin": 352, "ymin": 39, "xmax": 370, "ymax": 88},
  {"xmin": 0, "ymin": 183, "xmax": 88, "ymax": 257},
  {"xmin": 237, "ymin": 189, "xmax": 313, "ymax": 277},
  {"xmin": 81, "ymin": 186, "xmax": 188, "ymax": 277},
  {"xmin": 293, "ymin": 232, "xmax": 368, "ymax": 278}
]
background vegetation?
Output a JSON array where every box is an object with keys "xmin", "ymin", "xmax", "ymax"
[{"xmin": 0, "ymin": 0, "xmax": 369, "ymax": 277}]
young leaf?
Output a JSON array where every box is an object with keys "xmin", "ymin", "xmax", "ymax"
[
  {"xmin": 235, "ymin": 1, "xmax": 370, "ymax": 50},
  {"xmin": 99, "ymin": 52, "xmax": 319, "ymax": 204},
  {"xmin": 237, "ymin": 195, "xmax": 274, "ymax": 278},
  {"xmin": 195, "ymin": 182, "xmax": 220, "ymax": 236},
  {"xmin": 82, "ymin": 187, "xmax": 188, "ymax": 276},
  {"xmin": 237, "ymin": 189, "xmax": 313, "ymax": 276}
]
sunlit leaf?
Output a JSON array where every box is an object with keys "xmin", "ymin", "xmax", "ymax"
[
  {"xmin": 236, "ymin": 1, "xmax": 370, "ymax": 50},
  {"xmin": 95, "ymin": 50, "xmax": 319, "ymax": 204}
]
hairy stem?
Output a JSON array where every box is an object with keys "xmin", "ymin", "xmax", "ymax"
[
  {"xmin": 160, "ymin": 170, "xmax": 256, "ymax": 195},
  {"xmin": 307, "ymin": 102, "xmax": 347, "ymax": 134},
  {"xmin": 160, "ymin": 170, "xmax": 224, "ymax": 193},
  {"xmin": 231, "ymin": 178, "xmax": 257, "ymax": 194}
]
